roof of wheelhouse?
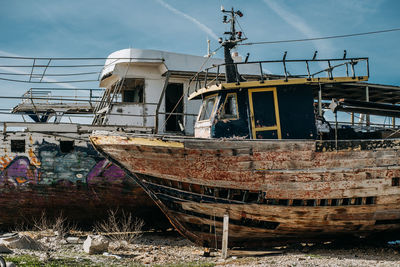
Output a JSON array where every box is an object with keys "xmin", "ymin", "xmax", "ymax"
[
  {"xmin": 100, "ymin": 48, "xmax": 223, "ymax": 79},
  {"xmin": 188, "ymin": 76, "xmax": 400, "ymax": 105},
  {"xmin": 99, "ymin": 48, "xmax": 262, "ymax": 87}
]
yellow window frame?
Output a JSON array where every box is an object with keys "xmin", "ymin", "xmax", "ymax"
[
  {"xmin": 197, "ymin": 93, "xmax": 218, "ymax": 122},
  {"xmin": 248, "ymin": 87, "xmax": 282, "ymax": 139}
]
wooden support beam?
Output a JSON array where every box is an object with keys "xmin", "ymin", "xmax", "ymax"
[
  {"xmin": 351, "ymin": 112, "xmax": 354, "ymax": 126},
  {"xmin": 155, "ymin": 71, "xmax": 171, "ymax": 134},
  {"xmin": 222, "ymin": 213, "xmax": 229, "ymax": 259}
]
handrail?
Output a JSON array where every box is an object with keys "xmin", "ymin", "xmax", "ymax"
[{"xmin": 189, "ymin": 57, "xmax": 369, "ymax": 94}]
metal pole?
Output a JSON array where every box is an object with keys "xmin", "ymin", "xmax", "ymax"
[
  {"xmin": 335, "ymin": 112, "xmax": 338, "ymax": 151},
  {"xmin": 318, "ymin": 83, "xmax": 322, "ymax": 117}
]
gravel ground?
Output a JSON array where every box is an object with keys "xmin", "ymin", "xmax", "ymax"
[{"xmin": 3, "ymin": 230, "xmax": 400, "ymax": 266}]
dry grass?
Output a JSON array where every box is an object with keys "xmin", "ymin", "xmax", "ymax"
[
  {"xmin": 94, "ymin": 209, "xmax": 144, "ymax": 243},
  {"xmin": 32, "ymin": 211, "xmax": 77, "ymax": 238}
]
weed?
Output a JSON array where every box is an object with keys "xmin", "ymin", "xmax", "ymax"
[
  {"xmin": 32, "ymin": 211, "xmax": 78, "ymax": 238},
  {"xmin": 94, "ymin": 209, "xmax": 144, "ymax": 244}
]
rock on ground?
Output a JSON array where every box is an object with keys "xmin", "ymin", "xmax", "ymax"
[
  {"xmin": 83, "ymin": 235, "xmax": 109, "ymax": 255},
  {"xmin": 0, "ymin": 233, "xmax": 44, "ymax": 251}
]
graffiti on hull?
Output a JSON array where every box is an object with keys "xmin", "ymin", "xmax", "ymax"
[
  {"xmin": 0, "ymin": 138, "xmax": 172, "ymax": 231},
  {"xmin": 0, "ymin": 140, "xmax": 129, "ymax": 188}
]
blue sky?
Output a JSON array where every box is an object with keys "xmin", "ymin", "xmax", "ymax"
[{"xmin": 0, "ymin": 0, "xmax": 399, "ymax": 117}]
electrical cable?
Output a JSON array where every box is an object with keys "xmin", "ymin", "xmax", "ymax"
[
  {"xmin": 240, "ymin": 27, "xmax": 400, "ymax": 46},
  {"xmin": 0, "ymin": 71, "xmax": 101, "ymax": 77},
  {"xmin": 0, "ymin": 77, "xmax": 99, "ymax": 83}
]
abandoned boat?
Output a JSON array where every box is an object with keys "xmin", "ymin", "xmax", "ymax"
[
  {"xmin": 91, "ymin": 8, "xmax": 400, "ymax": 248},
  {"xmin": 0, "ymin": 48, "xmax": 226, "ymax": 228}
]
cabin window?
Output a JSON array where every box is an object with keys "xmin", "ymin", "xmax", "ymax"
[
  {"xmin": 11, "ymin": 140, "xmax": 25, "ymax": 153},
  {"xmin": 198, "ymin": 95, "xmax": 216, "ymax": 121},
  {"xmin": 121, "ymin": 78, "xmax": 144, "ymax": 103},
  {"xmin": 60, "ymin": 140, "xmax": 74, "ymax": 153},
  {"xmin": 220, "ymin": 93, "xmax": 238, "ymax": 119}
]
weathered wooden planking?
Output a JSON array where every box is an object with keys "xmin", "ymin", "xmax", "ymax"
[{"xmin": 91, "ymin": 135, "xmax": 400, "ymax": 247}]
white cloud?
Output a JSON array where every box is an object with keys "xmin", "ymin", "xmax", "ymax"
[{"xmin": 155, "ymin": 0, "xmax": 219, "ymax": 41}]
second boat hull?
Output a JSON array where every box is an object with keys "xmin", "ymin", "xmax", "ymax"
[{"xmin": 0, "ymin": 132, "xmax": 169, "ymax": 229}]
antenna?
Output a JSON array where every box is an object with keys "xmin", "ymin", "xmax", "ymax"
[
  {"xmin": 219, "ymin": 7, "xmax": 247, "ymax": 83},
  {"xmin": 205, "ymin": 39, "xmax": 216, "ymax": 57},
  {"xmin": 207, "ymin": 39, "xmax": 211, "ymax": 57}
]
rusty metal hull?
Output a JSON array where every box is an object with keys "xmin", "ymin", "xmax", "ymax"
[
  {"xmin": 91, "ymin": 135, "xmax": 400, "ymax": 247},
  {"xmin": 0, "ymin": 132, "xmax": 169, "ymax": 229}
]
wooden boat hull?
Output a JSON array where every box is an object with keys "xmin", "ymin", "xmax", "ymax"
[
  {"xmin": 91, "ymin": 134, "xmax": 400, "ymax": 247},
  {"xmin": 0, "ymin": 132, "xmax": 169, "ymax": 229}
]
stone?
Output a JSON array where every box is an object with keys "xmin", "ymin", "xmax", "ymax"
[
  {"xmin": 6, "ymin": 262, "xmax": 16, "ymax": 267},
  {"xmin": 0, "ymin": 233, "xmax": 44, "ymax": 250},
  {"xmin": 83, "ymin": 235, "xmax": 109, "ymax": 254}
]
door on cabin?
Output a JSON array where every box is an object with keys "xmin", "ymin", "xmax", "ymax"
[
  {"xmin": 248, "ymin": 87, "xmax": 282, "ymax": 139},
  {"xmin": 165, "ymin": 83, "xmax": 184, "ymax": 132}
]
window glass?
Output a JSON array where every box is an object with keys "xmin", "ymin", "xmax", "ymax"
[
  {"xmin": 122, "ymin": 78, "xmax": 144, "ymax": 103},
  {"xmin": 60, "ymin": 141, "xmax": 74, "ymax": 153},
  {"xmin": 220, "ymin": 94, "xmax": 238, "ymax": 119},
  {"xmin": 252, "ymin": 90, "xmax": 276, "ymax": 128},
  {"xmin": 199, "ymin": 96, "xmax": 216, "ymax": 121},
  {"xmin": 11, "ymin": 140, "xmax": 25, "ymax": 153}
]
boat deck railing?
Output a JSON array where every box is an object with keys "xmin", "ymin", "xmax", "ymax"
[
  {"xmin": 11, "ymin": 87, "xmax": 103, "ymax": 114},
  {"xmin": 189, "ymin": 57, "xmax": 369, "ymax": 93},
  {"xmin": 19, "ymin": 87, "xmax": 102, "ymax": 105}
]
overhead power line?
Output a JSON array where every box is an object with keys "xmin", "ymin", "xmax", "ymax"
[
  {"xmin": 240, "ymin": 27, "xmax": 400, "ymax": 46},
  {"xmin": 0, "ymin": 56, "xmax": 164, "ymax": 60}
]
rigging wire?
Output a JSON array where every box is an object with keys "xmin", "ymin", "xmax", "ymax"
[
  {"xmin": 0, "ymin": 71, "xmax": 101, "ymax": 77},
  {"xmin": 239, "ymin": 27, "xmax": 400, "ymax": 46},
  {"xmin": 0, "ymin": 57, "xmax": 163, "ymax": 83},
  {"xmin": 0, "ymin": 56, "xmax": 164, "ymax": 60},
  {"xmin": 0, "ymin": 77, "xmax": 98, "ymax": 83},
  {"xmin": 0, "ymin": 64, "xmax": 105, "ymax": 68},
  {"xmin": 235, "ymin": 15, "xmax": 247, "ymax": 40},
  {"xmin": 186, "ymin": 44, "xmax": 222, "ymax": 96}
]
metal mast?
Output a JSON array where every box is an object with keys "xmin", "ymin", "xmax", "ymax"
[{"xmin": 219, "ymin": 7, "xmax": 246, "ymax": 83}]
